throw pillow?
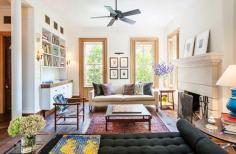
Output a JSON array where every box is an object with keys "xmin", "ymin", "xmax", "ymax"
[
  {"xmin": 143, "ymin": 82, "xmax": 153, "ymax": 95},
  {"xmin": 92, "ymin": 83, "xmax": 104, "ymax": 96},
  {"xmin": 123, "ymin": 84, "xmax": 135, "ymax": 95},
  {"xmin": 135, "ymin": 82, "xmax": 143, "ymax": 95},
  {"xmin": 101, "ymin": 83, "xmax": 113, "ymax": 96}
]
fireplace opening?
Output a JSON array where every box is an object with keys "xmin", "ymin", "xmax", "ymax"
[
  {"xmin": 184, "ymin": 91, "xmax": 200, "ymax": 113},
  {"xmin": 178, "ymin": 91, "xmax": 201, "ymax": 122}
]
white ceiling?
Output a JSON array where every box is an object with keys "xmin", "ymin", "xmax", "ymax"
[{"xmin": 44, "ymin": 0, "xmax": 194, "ymax": 28}]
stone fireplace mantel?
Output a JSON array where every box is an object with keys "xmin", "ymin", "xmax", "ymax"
[
  {"xmin": 173, "ymin": 53, "xmax": 223, "ymax": 117},
  {"xmin": 173, "ymin": 53, "xmax": 223, "ymax": 67}
]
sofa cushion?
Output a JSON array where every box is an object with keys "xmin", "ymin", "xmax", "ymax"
[
  {"xmin": 93, "ymin": 95, "xmax": 124, "ymax": 102},
  {"xmin": 99, "ymin": 133, "xmax": 194, "ymax": 154},
  {"xmin": 111, "ymin": 85, "xmax": 123, "ymax": 94},
  {"xmin": 102, "ymin": 83, "xmax": 113, "ymax": 96},
  {"xmin": 123, "ymin": 84, "xmax": 135, "ymax": 95},
  {"xmin": 123, "ymin": 95, "xmax": 155, "ymax": 101},
  {"xmin": 93, "ymin": 83, "xmax": 104, "ymax": 96},
  {"xmin": 177, "ymin": 119, "xmax": 207, "ymax": 151},
  {"xmin": 143, "ymin": 82, "xmax": 153, "ymax": 95}
]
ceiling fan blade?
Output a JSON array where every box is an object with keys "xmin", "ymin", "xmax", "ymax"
[
  {"xmin": 119, "ymin": 17, "xmax": 136, "ymax": 24},
  {"xmin": 104, "ymin": 6, "xmax": 117, "ymax": 15},
  {"xmin": 122, "ymin": 9, "xmax": 141, "ymax": 17},
  {"xmin": 91, "ymin": 16, "xmax": 111, "ymax": 19},
  {"xmin": 107, "ymin": 18, "xmax": 116, "ymax": 27}
]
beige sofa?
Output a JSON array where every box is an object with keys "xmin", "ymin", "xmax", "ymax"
[{"xmin": 89, "ymin": 84, "xmax": 159, "ymax": 111}]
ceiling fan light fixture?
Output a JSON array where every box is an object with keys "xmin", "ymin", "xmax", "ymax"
[{"xmin": 90, "ymin": 0, "xmax": 141, "ymax": 27}]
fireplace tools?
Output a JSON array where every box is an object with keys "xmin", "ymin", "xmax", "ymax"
[{"xmin": 199, "ymin": 96, "xmax": 209, "ymax": 119}]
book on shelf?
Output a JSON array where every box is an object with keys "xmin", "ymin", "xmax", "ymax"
[
  {"xmin": 224, "ymin": 130, "xmax": 236, "ymax": 135},
  {"xmin": 223, "ymin": 124, "xmax": 236, "ymax": 132},
  {"xmin": 221, "ymin": 113, "xmax": 236, "ymax": 125}
]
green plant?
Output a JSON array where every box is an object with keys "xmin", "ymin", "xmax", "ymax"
[
  {"xmin": 136, "ymin": 46, "xmax": 153, "ymax": 83},
  {"xmin": 85, "ymin": 45, "xmax": 103, "ymax": 85},
  {"xmin": 7, "ymin": 117, "xmax": 22, "ymax": 137},
  {"xmin": 8, "ymin": 115, "xmax": 46, "ymax": 137}
]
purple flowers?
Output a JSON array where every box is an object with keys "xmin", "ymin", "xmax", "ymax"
[{"xmin": 153, "ymin": 63, "xmax": 174, "ymax": 76}]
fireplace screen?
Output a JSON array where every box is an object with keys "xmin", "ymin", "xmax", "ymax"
[{"xmin": 178, "ymin": 92, "xmax": 193, "ymax": 123}]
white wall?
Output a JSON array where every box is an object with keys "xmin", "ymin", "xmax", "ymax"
[
  {"xmin": 21, "ymin": 0, "xmax": 76, "ymax": 113},
  {"xmin": 164, "ymin": 0, "xmax": 236, "ymax": 113},
  {"xmin": 68, "ymin": 26, "xmax": 166, "ymax": 95},
  {"xmin": 0, "ymin": 6, "xmax": 11, "ymax": 31}
]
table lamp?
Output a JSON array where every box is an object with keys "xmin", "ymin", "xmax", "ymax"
[{"xmin": 216, "ymin": 65, "xmax": 236, "ymax": 117}]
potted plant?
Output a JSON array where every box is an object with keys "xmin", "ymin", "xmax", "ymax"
[
  {"xmin": 153, "ymin": 63, "xmax": 174, "ymax": 88},
  {"xmin": 8, "ymin": 115, "xmax": 46, "ymax": 153}
]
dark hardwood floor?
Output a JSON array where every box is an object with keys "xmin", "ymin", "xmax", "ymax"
[
  {"xmin": 0, "ymin": 104, "xmax": 91, "ymax": 153},
  {"xmin": 0, "ymin": 103, "xmax": 178, "ymax": 153}
]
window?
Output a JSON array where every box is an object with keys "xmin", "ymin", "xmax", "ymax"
[
  {"xmin": 84, "ymin": 42, "xmax": 103, "ymax": 87},
  {"xmin": 167, "ymin": 29, "xmax": 179, "ymax": 88},
  {"xmin": 131, "ymin": 38, "xmax": 159, "ymax": 88},
  {"xmin": 79, "ymin": 38, "xmax": 107, "ymax": 98},
  {"xmin": 135, "ymin": 42, "xmax": 154, "ymax": 83}
]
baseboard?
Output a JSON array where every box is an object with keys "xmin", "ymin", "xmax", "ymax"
[{"xmin": 22, "ymin": 108, "xmax": 55, "ymax": 118}]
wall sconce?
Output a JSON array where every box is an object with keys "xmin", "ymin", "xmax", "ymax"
[
  {"xmin": 66, "ymin": 48, "xmax": 73, "ymax": 66},
  {"xmin": 37, "ymin": 48, "xmax": 44, "ymax": 61},
  {"xmin": 66, "ymin": 59, "xmax": 71, "ymax": 66}
]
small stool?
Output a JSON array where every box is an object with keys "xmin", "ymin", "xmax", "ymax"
[{"xmin": 159, "ymin": 89, "xmax": 175, "ymax": 110}]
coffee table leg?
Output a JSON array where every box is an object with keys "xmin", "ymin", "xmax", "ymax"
[
  {"xmin": 149, "ymin": 117, "xmax": 151, "ymax": 131},
  {"xmin": 106, "ymin": 117, "xmax": 108, "ymax": 131}
]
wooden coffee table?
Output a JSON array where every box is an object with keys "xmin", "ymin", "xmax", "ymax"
[{"xmin": 105, "ymin": 104, "xmax": 152, "ymax": 131}]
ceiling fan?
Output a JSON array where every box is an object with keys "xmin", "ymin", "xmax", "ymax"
[{"xmin": 91, "ymin": 0, "xmax": 141, "ymax": 27}]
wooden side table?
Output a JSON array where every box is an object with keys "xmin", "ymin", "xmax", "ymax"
[
  {"xmin": 159, "ymin": 89, "xmax": 175, "ymax": 110},
  {"xmin": 194, "ymin": 118, "xmax": 236, "ymax": 154}
]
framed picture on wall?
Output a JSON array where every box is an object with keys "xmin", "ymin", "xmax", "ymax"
[
  {"xmin": 110, "ymin": 69, "xmax": 118, "ymax": 79},
  {"xmin": 183, "ymin": 37, "xmax": 195, "ymax": 57},
  {"xmin": 110, "ymin": 57, "xmax": 118, "ymax": 68},
  {"xmin": 194, "ymin": 30, "xmax": 210, "ymax": 56},
  {"xmin": 120, "ymin": 69, "xmax": 128, "ymax": 79},
  {"xmin": 120, "ymin": 57, "xmax": 128, "ymax": 68}
]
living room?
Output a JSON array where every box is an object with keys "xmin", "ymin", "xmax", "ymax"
[{"xmin": 0, "ymin": 0, "xmax": 236, "ymax": 153}]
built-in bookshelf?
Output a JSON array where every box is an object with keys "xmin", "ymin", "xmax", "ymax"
[{"xmin": 42, "ymin": 28, "xmax": 66, "ymax": 68}]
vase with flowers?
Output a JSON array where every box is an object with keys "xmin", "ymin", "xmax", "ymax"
[
  {"xmin": 153, "ymin": 63, "xmax": 174, "ymax": 88},
  {"xmin": 8, "ymin": 115, "xmax": 46, "ymax": 153}
]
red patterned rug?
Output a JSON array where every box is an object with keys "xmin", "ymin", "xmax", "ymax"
[{"xmin": 86, "ymin": 107, "xmax": 169, "ymax": 134}]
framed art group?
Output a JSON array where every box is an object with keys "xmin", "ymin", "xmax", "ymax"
[
  {"xmin": 109, "ymin": 57, "xmax": 128, "ymax": 79},
  {"xmin": 183, "ymin": 30, "xmax": 210, "ymax": 58}
]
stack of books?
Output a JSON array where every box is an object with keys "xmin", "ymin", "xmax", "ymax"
[{"xmin": 221, "ymin": 113, "xmax": 236, "ymax": 135}]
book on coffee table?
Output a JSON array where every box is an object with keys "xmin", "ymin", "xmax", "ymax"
[{"xmin": 112, "ymin": 105, "xmax": 142, "ymax": 114}]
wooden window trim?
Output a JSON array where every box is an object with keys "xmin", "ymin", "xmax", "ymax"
[
  {"xmin": 167, "ymin": 29, "xmax": 180, "ymax": 89},
  {"xmin": 130, "ymin": 37, "xmax": 159, "ymax": 88},
  {"xmin": 79, "ymin": 38, "xmax": 107, "ymax": 98},
  {"xmin": 167, "ymin": 28, "xmax": 180, "ymax": 61},
  {"xmin": 0, "ymin": 32, "xmax": 11, "ymax": 113}
]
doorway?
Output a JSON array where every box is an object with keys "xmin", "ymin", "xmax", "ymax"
[{"xmin": 0, "ymin": 32, "xmax": 11, "ymax": 119}]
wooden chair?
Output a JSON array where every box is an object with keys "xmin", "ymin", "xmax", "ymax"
[{"xmin": 53, "ymin": 94, "xmax": 85, "ymax": 131}]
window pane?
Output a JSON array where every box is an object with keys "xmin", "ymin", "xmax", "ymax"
[
  {"xmin": 84, "ymin": 42, "xmax": 103, "ymax": 87},
  {"xmin": 135, "ymin": 42, "xmax": 154, "ymax": 83}
]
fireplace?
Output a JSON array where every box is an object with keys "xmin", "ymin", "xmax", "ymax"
[{"xmin": 173, "ymin": 53, "xmax": 223, "ymax": 117}]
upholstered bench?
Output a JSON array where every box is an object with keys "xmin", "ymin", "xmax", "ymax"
[
  {"xmin": 99, "ymin": 119, "xmax": 227, "ymax": 154},
  {"xmin": 39, "ymin": 119, "xmax": 227, "ymax": 154}
]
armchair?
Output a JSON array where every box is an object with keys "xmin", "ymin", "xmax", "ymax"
[{"xmin": 53, "ymin": 94, "xmax": 85, "ymax": 131}]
